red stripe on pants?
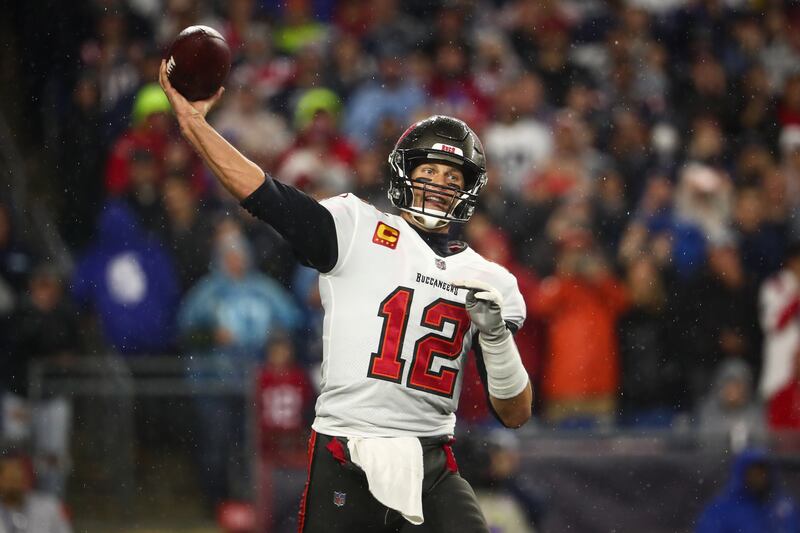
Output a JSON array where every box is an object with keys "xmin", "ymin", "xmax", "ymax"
[{"xmin": 297, "ymin": 430, "xmax": 317, "ymax": 532}]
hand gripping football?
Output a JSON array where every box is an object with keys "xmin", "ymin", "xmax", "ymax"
[{"xmin": 166, "ymin": 25, "xmax": 231, "ymax": 101}]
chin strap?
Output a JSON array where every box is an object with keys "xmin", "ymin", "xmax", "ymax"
[
  {"xmin": 409, "ymin": 211, "xmax": 449, "ymax": 230},
  {"xmin": 403, "ymin": 209, "xmax": 450, "ymax": 230}
]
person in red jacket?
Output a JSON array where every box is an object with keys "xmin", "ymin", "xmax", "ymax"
[
  {"xmin": 533, "ymin": 240, "xmax": 629, "ymax": 426},
  {"xmin": 257, "ymin": 335, "xmax": 316, "ymax": 466}
]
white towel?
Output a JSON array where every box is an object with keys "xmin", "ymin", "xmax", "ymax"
[{"xmin": 347, "ymin": 436, "xmax": 425, "ymax": 525}]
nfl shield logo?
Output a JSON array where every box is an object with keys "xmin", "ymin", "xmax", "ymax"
[
  {"xmin": 333, "ymin": 491, "xmax": 346, "ymax": 507},
  {"xmin": 435, "ymin": 258, "xmax": 446, "ymax": 270}
]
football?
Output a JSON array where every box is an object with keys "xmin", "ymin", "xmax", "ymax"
[{"xmin": 166, "ymin": 25, "xmax": 231, "ymax": 102}]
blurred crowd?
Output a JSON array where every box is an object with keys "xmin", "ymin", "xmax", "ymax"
[{"xmin": 5, "ymin": 0, "xmax": 800, "ymax": 527}]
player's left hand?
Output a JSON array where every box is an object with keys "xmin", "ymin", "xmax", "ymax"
[{"xmin": 452, "ymin": 279, "xmax": 509, "ymax": 342}]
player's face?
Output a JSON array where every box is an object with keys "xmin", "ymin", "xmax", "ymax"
[{"xmin": 409, "ymin": 162, "xmax": 465, "ymax": 213}]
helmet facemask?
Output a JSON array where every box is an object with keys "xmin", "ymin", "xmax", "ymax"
[{"xmin": 388, "ymin": 149, "xmax": 487, "ymax": 229}]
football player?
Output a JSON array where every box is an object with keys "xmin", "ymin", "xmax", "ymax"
[{"xmin": 160, "ymin": 60, "xmax": 531, "ymax": 533}]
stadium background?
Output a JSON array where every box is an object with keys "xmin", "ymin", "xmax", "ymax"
[{"xmin": 3, "ymin": 0, "xmax": 800, "ymax": 531}]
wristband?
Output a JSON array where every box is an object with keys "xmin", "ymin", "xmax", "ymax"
[{"xmin": 479, "ymin": 332, "xmax": 529, "ymax": 400}]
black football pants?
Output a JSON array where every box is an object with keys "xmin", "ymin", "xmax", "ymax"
[{"xmin": 297, "ymin": 431, "xmax": 489, "ymax": 533}]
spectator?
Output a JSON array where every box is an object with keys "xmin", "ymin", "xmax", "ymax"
[
  {"xmin": 276, "ymin": 88, "xmax": 355, "ymax": 196},
  {"xmin": 230, "ymin": 24, "xmax": 294, "ymax": 104},
  {"xmin": 695, "ymin": 449, "xmax": 800, "ymax": 533},
  {"xmin": 154, "ymin": 0, "xmax": 217, "ymax": 50},
  {"xmin": 527, "ymin": 111, "xmax": 607, "ymax": 203},
  {"xmin": 351, "ymin": 149, "xmax": 393, "ymax": 212},
  {"xmin": 482, "ymin": 73, "xmax": 552, "ymax": 196},
  {"xmin": 218, "ymin": 0, "xmax": 258, "ymax": 58},
  {"xmin": 513, "ymin": 195, "xmax": 594, "ymax": 277},
  {"xmin": 733, "ymin": 64, "xmax": 780, "ymax": 149},
  {"xmin": 721, "ymin": 13, "xmax": 765, "ymax": 80},
  {"xmin": 471, "ymin": 31, "xmax": 523, "ymax": 99},
  {"xmin": 531, "ymin": 27, "xmax": 589, "ymax": 108},
  {"xmin": 606, "ymin": 109, "xmax": 653, "ymax": 207},
  {"xmin": 426, "ymin": 40, "xmax": 491, "ymax": 130},
  {"xmin": 359, "ymin": 0, "xmax": 421, "ymax": 57},
  {"xmin": 272, "ymin": 0, "xmax": 328, "ymax": 55},
  {"xmin": 533, "ymin": 243, "xmax": 629, "ymax": 426},
  {"xmin": 71, "ymin": 201, "xmax": 180, "ymax": 355},
  {"xmin": 84, "ymin": 7, "xmax": 139, "ymax": 115},
  {"xmin": 323, "ymin": 32, "xmax": 370, "ymax": 102},
  {"xmin": 761, "ymin": 8, "xmax": 800, "ymax": 92},
  {"xmin": 0, "ymin": 452, "xmax": 72, "ymax": 533},
  {"xmin": 472, "ymin": 430, "xmax": 546, "ymax": 533},
  {"xmin": 620, "ymin": 174, "xmax": 706, "ymax": 280},
  {"xmin": 342, "ymin": 42, "xmax": 426, "ymax": 151},
  {"xmin": 760, "ymin": 166, "xmax": 792, "ymax": 241},
  {"xmin": 675, "ymin": 241, "xmax": 761, "ymax": 406},
  {"xmin": 212, "ymin": 73, "xmax": 293, "ymax": 172},
  {"xmin": 257, "ymin": 335, "xmax": 315, "ymax": 466},
  {"xmin": 685, "ymin": 115, "xmax": 726, "ymax": 168},
  {"xmin": 591, "ymin": 167, "xmax": 629, "ymax": 253},
  {"xmin": 674, "ymin": 162, "xmax": 734, "ymax": 247},
  {"xmin": 696, "ymin": 359, "xmax": 767, "ymax": 451},
  {"xmin": 179, "ymin": 226, "xmax": 301, "ymax": 365},
  {"xmin": 58, "ymin": 73, "xmax": 106, "ymax": 251},
  {"xmin": 123, "ymin": 148, "xmax": 167, "ymax": 235},
  {"xmin": 674, "ymin": 52, "xmax": 735, "ymax": 132},
  {"xmin": 1, "ymin": 264, "xmax": 81, "ymax": 496},
  {"xmin": 104, "ymin": 83, "xmax": 174, "ymax": 196},
  {"xmin": 618, "ymin": 256, "xmax": 684, "ymax": 426},
  {"xmin": 178, "ymin": 229, "xmax": 301, "ymax": 507},
  {"xmin": 158, "ymin": 175, "xmax": 214, "ymax": 294},
  {"xmin": 758, "ymin": 242, "xmax": 800, "ymax": 401},
  {"xmin": 733, "ymin": 184, "xmax": 785, "ymax": 282}
]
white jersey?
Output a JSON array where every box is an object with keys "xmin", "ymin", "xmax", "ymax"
[{"xmin": 311, "ymin": 194, "xmax": 525, "ymax": 437}]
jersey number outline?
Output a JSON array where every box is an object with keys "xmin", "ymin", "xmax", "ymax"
[{"xmin": 367, "ymin": 286, "xmax": 471, "ymax": 398}]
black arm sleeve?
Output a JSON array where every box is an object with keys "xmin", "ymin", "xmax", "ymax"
[{"xmin": 239, "ymin": 175, "xmax": 338, "ymax": 273}]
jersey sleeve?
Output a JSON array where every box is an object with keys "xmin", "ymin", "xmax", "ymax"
[{"xmin": 318, "ymin": 193, "xmax": 363, "ymax": 276}]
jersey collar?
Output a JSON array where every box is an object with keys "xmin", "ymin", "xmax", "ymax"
[{"xmin": 401, "ymin": 217, "xmax": 470, "ymax": 258}]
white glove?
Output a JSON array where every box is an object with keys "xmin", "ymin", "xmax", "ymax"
[
  {"xmin": 452, "ymin": 278, "xmax": 527, "ymax": 400},
  {"xmin": 451, "ymin": 279, "xmax": 509, "ymax": 343}
]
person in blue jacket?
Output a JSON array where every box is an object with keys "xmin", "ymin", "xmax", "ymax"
[
  {"xmin": 696, "ymin": 448, "xmax": 800, "ymax": 533},
  {"xmin": 178, "ymin": 224, "xmax": 301, "ymax": 506},
  {"xmin": 71, "ymin": 200, "xmax": 179, "ymax": 355}
]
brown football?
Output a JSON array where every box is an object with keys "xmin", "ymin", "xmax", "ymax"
[{"xmin": 166, "ymin": 25, "xmax": 231, "ymax": 102}]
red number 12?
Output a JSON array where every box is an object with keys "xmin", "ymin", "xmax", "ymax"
[{"xmin": 367, "ymin": 287, "xmax": 471, "ymax": 398}]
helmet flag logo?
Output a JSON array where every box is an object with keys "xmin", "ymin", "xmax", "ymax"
[{"xmin": 432, "ymin": 143, "xmax": 463, "ymax": 156}]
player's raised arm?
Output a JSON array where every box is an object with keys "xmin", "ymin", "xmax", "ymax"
[
  {"xmin": 159, "ymin": 59, "xmax": 338, "ymax": 271},
  {"xmin": 158, "ymin": 59, "xmax": 264, "ymax": 200}
]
